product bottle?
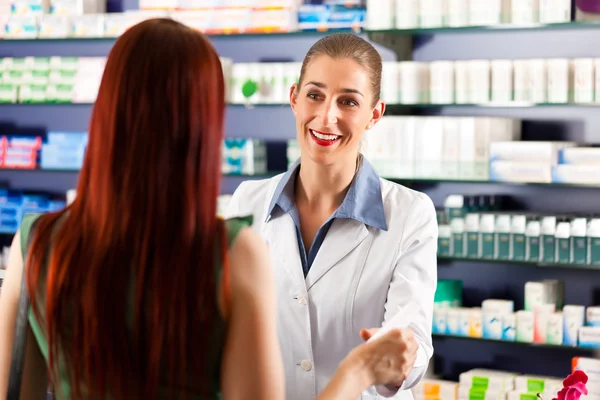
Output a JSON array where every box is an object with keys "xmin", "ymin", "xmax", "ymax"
[
  {"xmin": 451, "ymin": 217, "xmax": 465, "ymax": 257},
  {"xmin": 483, "ymin": 195, "xmax": 506, "ymax": 211},
  {"xmin": 445, "ymin": 194, "xmax": 466, "ymax": 220},
  {"xmin": 480, "ymin": 214, "xmax": 496, "ymax": 259},
  {"xmin": 477, "ymin": 195, "xmax": 491, "ymax": 212},
  {"xmin": 465, "ymin": 213, "xmax": 481, "ymax": 258},
  {"xmin": 555, "ymin": 220, "xmax": 571, "ymax": 264},
  {"xmin": 525, "ymin": 218, "xmax": 542, "ymax": 262},
  {"xmin": 587, "ymin": 218, "xmax": 600, "ymax": 265},
  {"xmin": 495, "ymin": 214, "xmax": 512, "ymax": 260},
  {"xmin": 437, "ymin": 211, "xmax": 452, "ymax": 257},
  {"xmin": 571, "ymin": 218, "xmax": 588, "ymax": 265},
  {"xmin": 511, "ymin": 215, "xmax": 527, "ymax": 261},
  {"xmin": 466, "ymin": 195, "xmax": 479, "ymax": 213},
  {"xmin": 541, "ymin": 216, "xmax": 557, "ymax": 263}
]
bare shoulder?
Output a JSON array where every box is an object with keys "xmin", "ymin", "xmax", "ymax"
[{"xmin": 227, "ymin": 227, "xmax": 271, "ymax": 291}]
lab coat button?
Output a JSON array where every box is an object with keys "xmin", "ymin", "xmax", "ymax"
[
  {"xmin": 297, "ymin": 295, "xmax": 307, "ymax": 305},
  {"xmin": 300, "ymin": 360, "xmax": 312, "ymax": 371}
]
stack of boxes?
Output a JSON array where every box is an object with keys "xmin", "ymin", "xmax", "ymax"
[
  {"xmin": 40, "ymin": 131, "xmax": 87, "ymax": 170},
  {"xmin": 573, "ymin": 357, "xmax": 600, "ymax": 398},
  {"xmin": 4, "ymin": 0, "xmax": 106, "ymax": 38},
  {"xmin": 228, "ymin": 62, "xmax": 301, "ymax": 105},
  {"xmin": 0, "ymin": 56, "xmax": 105, "ymax": 104},
  {"xmin": 0, "ymin": 188, "xmax": 66, "ymax": 233},
  {"xmin": 412, "ymin": 379, "xmax": 458, "ymax": 400},
  {"xmin": 438, "ymin": 194, "xmax": 600, "ymax": 265},
  {"xmin": 367, "ymin": 0, "xmax": 572, "ymax": 30},
  {"xmin": 0, "ymin": 131, "xmax": 86, "ymax": 170},
  {"xmin": 432, "ymin": 275, "xmax": 600, "ymax": 349},
  {"xmin": 222, "ymin": 138, "xmax": 267, "ymax": 175},
  {"xmin": 297, "ymin": 1, "xmax": 365, "ymax": 32},
  {"xmin": 360, "ymin": 115, "xmax": 521, "ymax": 181},
  {"xmin": 1, "ymin": 135, "xmax": 41, "ymax": 169},
  {"xmin": 379, "ymin": 58, "xmax": 600, "ymax": 106},
  {"xmin": 554, "ymin": 146, "xmax": 600, "ymax": 186},
  {"xmin": 165, "ymin": 1, "xmax": 302, "ymax": 34},
  {"xmin": 457, "ymin": 370, "xmax": 518, "ymax": 400},
  {"xmin": 0, "ymin": 0, "xmax": 370, "ymax": 39},
  {"xmin": 458, "ymin": 370, "xmax": 563, "ymax": 400},
  {"xmin": 413, "ymin": 360, "xmax": 598, "ymax": 399},
  {"xmin": 0, "ymin": 130, "xmax": 267, "ymax": 173}
]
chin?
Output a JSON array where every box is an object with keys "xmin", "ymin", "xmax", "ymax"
[{"xmin": 305, "ymin": 152, "xmax": 336, "ymax": 166}]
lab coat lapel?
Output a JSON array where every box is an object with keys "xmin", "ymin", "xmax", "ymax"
[
  {"xmin": 262, "ymin": 213, "xmax": 306, "ymax": 292},
  {"xmin": 305, "ymin": 218, "xmax": 369, "ymax": 290}
]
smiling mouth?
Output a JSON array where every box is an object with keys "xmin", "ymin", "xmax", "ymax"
[{"xmin": 310, "ymin": 129, "xmax": 341, "ymax": 145}]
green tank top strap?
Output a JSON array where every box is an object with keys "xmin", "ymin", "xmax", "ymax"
[
  {"xmin": 20, "ymin": 213, "xmax": 43, "ymax": 258},
  {"xmin": 224, "ymin": 216, "xmax": 253, "ymax": 248}
]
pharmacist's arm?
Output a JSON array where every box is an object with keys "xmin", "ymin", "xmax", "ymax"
[{"xmin": 378, "ymin": 196, "xmax": 438, "ymax": 397}]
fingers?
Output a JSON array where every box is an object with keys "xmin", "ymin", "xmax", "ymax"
[
  {"xmin": 378, "ymin": 328, "xmax": 414, "ymax": 347},
  {"xmin": 380, "ymin": 329, "xmax": 418, "ymax": 384},
  {"xmin": 360, "ymin": 328, "xmax": 379, "ymax": 341}
]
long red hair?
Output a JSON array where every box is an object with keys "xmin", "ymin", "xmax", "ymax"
[{"xmin": 26, "ymin": 18, "xmax": 226, "ymax": 398}]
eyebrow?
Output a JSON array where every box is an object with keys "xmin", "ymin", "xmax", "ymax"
[{"xmin": 304, "ymin": 81, "xmax": 364, "ymax": 97}]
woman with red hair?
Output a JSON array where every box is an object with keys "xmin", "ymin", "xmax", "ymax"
[{"xmin": 0, "ymin": 18, "xmax": 410, "ymax": 399}]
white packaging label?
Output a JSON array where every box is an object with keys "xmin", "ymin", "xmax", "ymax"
[
  {"xmin": 574, "ymin": 58, "xmax": 594, "ymax": 104},
  {"xmin": 395, "ymin": 0, "xmax": 419, "ymax": 29},
  {"xmin": 491, "ymin": 60, "xmax": 513, "ymax": 103},
  {"xmin": 430, "ymin": 61, "xmax": 455, "ymax": 104}
]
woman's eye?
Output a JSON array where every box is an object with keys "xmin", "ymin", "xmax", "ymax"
[
  {"xmin": 342, "ymin": 99, "xmax": 358, "ymax": 107},
  {"xmin": 307, "ymin": 93, "xmax": 319, "ymax": 100}
]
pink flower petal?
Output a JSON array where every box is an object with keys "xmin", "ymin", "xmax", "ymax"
[{"xmin": 563, "ymin": 370, "xmax": 589, "ymax": 387}]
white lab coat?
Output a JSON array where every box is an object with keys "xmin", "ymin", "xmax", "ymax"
[{"xmin": 225, "ymin": 174, "xmax": 438, "ymax": 400}]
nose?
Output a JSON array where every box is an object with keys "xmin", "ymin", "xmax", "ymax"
[{"xmin": 319, "ymin": 100, "xmax": 339, "ymax": 126}]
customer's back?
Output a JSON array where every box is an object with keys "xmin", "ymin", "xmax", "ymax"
[{"xmin": 0, "ymin": 18, "xmax": 284, "ymax": 399}]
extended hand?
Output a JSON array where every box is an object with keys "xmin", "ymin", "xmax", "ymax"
[{"xmin": 359, "ymin": 327, "xmax": 418, "ymax": 387}]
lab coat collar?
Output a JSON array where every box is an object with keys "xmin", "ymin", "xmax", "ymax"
[{"xmin": 265, "ymin": 156, "xmax": 388, "ymax": 232}]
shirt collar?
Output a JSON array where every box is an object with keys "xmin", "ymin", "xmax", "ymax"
[{"xmin": 266, "ymin": 157, "xmax": 388, "ymax": 231}]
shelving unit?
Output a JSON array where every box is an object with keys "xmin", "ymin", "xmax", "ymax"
[
  {"xmin": 3, "ymin": 7, "xmax": 600, "ymax": 384},
  {"xmin": 366, "ymin": 20, "xmax": 600, "ymax": 35},
  {"xmin": 437, "ymin": 256, "xmax": 600, "ymax": 271},
  {"xmin": 432, "ymin": 333, "xmax": 597, "ymax": 353},
  {"xmin": 2, "ymin": 19, "xmax": 600, "ymax": 43},
  {"xmin": 6, "ymin": 102, "xmax": 600, "ymax": 108}
]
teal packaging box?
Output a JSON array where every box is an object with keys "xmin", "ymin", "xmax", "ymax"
[
  {"xmin": 480, "ymin": 214, "xmax": 496, "ymax": 259},
  {"xmin": 495, "ymin": 214, "xmax": 511, "ymax": 260}
]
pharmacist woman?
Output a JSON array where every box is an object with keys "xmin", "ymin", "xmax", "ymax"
[{"xmin": 225, "ymin": 33, "xmax": 438, "ymax": 400}]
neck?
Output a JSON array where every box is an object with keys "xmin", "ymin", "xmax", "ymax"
[{"xmin": 296, "ymin": 155, "xmax": 359, "ymax": 211}]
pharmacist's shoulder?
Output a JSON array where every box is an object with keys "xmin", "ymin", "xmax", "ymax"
[
  {"xmin": 229, "ymin": 173, "xmax": 285, "ymax": 213},
  {"xmin": 379, "ymin": 178, "xmax": 436, "ymax": 222}
]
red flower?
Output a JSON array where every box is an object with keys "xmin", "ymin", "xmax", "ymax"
[{"xmin": 552, "ymin": 370, "xmax": 589, "ymax": 400}]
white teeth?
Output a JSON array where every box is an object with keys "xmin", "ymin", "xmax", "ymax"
[{"xmin": 311, "ymin": 130, "xmax": 339, "ymax": 141}]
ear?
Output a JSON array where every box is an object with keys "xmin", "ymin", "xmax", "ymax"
[
  {"xmin": 365, "ymin": 100, "xmax": 386, "ymax": 130},
  {"xmin": 289, "ymin": 83, "xmax": 299, "ymax": 115}
]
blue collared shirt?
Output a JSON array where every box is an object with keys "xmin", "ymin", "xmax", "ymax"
[{"xmin": 266, "ymin": 157, "xmax": 388, "ymax": 276}]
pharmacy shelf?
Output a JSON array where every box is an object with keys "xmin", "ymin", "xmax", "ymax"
[
  {"xmin": 4, "ymin": 102, "xmax": 600, "ymax": 109},
  {"xmin": 393, "ymin": 178, "xmax": 600, "ymax": 190},
  {"xmin": 0, "ymin": 29, "xmax": 360, "ymax": 44},
  {"xmin": 367, "ymin": 20, "xmax": 600, "ymax": 36},
  {"xmin": 432, "ymin": 333, "xmax": 596, "ymax": 352},
  {"xmin": 0, "ymin": 169, "xmax": 281, "ymax": 178},
  {"xmin": 437, "ymin": 256, "xmax": 600, "ymax": 271},
  {"xmin": 1, "ymin": 21, "xmax": 599, "ymax": 45},
  {"xmin": 5, "ymin": 169, "xmax": 600, "ymax": 190}
]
